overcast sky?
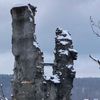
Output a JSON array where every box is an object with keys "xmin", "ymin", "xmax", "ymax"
[{"xmin": 0, "ymin": 0, "xmax": 100, "ymax": 77}]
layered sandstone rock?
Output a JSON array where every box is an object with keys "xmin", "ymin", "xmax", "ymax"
[
  {"xmin": 11, "ymin": 4, "xmax": 44, "ymax": 100},
  {"xmin": 11, "ymin": 4, "xmax": 77, "ymax": 100}
]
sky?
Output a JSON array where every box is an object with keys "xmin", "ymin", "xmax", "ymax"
[{"xmin": 0, "ymin": 0, "xmax": 100, "ymax": 77}]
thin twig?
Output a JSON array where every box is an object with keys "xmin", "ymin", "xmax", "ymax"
[
  {"xmin": 89, "ymin": 54, "xmax": 100, "ymax": 68},
  {"xmin": 90, "ymin": 16, "xmax": 100, "ymax": 37}
]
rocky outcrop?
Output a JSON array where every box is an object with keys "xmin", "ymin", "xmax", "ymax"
[
  {"xmin": 54, "ymin": 28, "xmax": 77, "ymax": 100},
  {"xmin": 11, "ymin": 4, "xmax": 44, "ymax": 100},
  {"xmin": 11, "ymin": 4, "xmax": 77, "ymax": 100},
  {"xmin": 43, "ymin": 28, "xmax": 77, "ymax": 100}
]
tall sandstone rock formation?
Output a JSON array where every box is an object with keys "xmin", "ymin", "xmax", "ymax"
[
  {"xmin": 11, "ymin": 4, "xmax": 77, "ymax": 100},
  {"xmin": 54, "ymin": 28, "xmax": 77, "ymax": 100},
  {"xmin": 11, "ymin": 4, "xmax": 44, "ymax": 100},
  {"xmin": 43, "ymin": 28, "xmax": 77, "ymax": 100}
]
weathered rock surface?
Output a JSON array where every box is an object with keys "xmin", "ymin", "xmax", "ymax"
[
  {"xmin": 11, "ymin": 4, "xmax": 44, "ymax": 100},
  {"xmin": 43, "ymin": 28, "xmax": 77, "ymax": 100},
  {"xmin": 53, "ymin": 28, "xmax": 77, "ymax": 100},
  {"xmin": 11, "ymin": 4, "xmax": 77, "ymax": 100}
]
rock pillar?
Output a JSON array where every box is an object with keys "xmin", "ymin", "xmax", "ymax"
[
  {"xmin": 11, "ymin": 4, "xmax": 44, "ymax": 100},
  {"xmin": 54, "ymin": 28, "xmax": 77, "ymax": 100},
  {"xmin": 43, "ymin": 28, "xmax": 77, "ymax": 100}
]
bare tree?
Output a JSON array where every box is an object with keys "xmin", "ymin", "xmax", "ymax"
[
  {"xmin": 89, "ymin": 16, "xmax": 100, "ymax": 67},
  {"xmin": 89, "ymin": 54, "xmax": 100, "ymax": 68}
]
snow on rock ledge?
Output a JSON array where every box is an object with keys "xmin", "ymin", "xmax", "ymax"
[
  {"xmin": 56, "ymin": 28, "xmax": 72, "ymax": 41},
  {"xmin": 33, "ymin": 41, "xmax": 39, "ymax": 48},
  {"xmin": 69, "ymin": 48, "xmax": 77, "ymax": 53},
  {"xmin": 59, "ymin": 49, "xmax": 68, "ymax": 55},
  {"xmin": 43, "ymin": 66, "xmax": 60, "ymax": 83},
  {"xmin": 60, "ymin": 41, "xmax": 69, "ymax": 45}
]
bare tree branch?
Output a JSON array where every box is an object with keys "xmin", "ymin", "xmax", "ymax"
[
  {"xmin": 89, "ymin": 54, "xmax": 100, "ymax": 68},
  {"xmin": 90, "ymin": 16, "xmax": 100, "ymax": 37}
]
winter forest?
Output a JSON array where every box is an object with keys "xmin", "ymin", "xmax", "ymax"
[{"xmin": 0, "ymin": 0, "xmax": 100, "ymax": 100}]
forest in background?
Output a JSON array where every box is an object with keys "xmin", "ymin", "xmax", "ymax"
[{"xmin": 0, "ymin": 75, "xmax": 100, "ymax": 100}]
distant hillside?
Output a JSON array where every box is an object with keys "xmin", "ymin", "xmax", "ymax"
[
  {"xmin": 0, "ymin": 75, "xmax": 12, "ymax": 100},
  {"xmin": 72, "ymin": 78, "xmax": 100, "ymax": 100},
  {"xmin": 0, "ymin": 75, "xmax": 100, "ymax": 100}
]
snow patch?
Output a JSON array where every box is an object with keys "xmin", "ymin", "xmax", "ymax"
[
  {"xmin": 33, "ymin": 42, "xmax": 39, "ymax": 48},
  {"xmin": 5, "ymin": 98, "xmax": 8, "ymax": 100},
  {"xmin": 69, "ymin": 48, "xmax": 77, "ymax": 53},
  {"xmin": 62, "ymin": 30, "xmax": 72, "ymax": 40},
  {"xmin": 56, "ymin": 30, "xmax": 72, "ymax": 41},
  {"xmin": 59, "ymin": 49, "xmax": 68, "ymax": 55},
  {"xmin": 44, "ymin": 66, "xmax": 60, "ymax": 83},
  {"xmin": 60, "ymin": 41, "xmax": 68, "ymax": 45},
  {"xmin": 0, "ymin": 84, "xmax": 2, "ymax": 87},
  {"xmin": 58, "ymin": 71, "xmax": 62, "ymax": 75},
  {"xmin": 50, "ymin": 74, "xmax": 60, "ymax": 83},
  {"xmin": 57, "ymin": 35, "xmax": 66, "ymax": 40},
  {"xmin": 67, "ymin": 64, "xmax": 73, "ymax": 68},
  {"xmin": 28, "ymin": 5, "xmax": 34, "ymax": 16},
  {"xmin": 29, "ymin": 17, "xmax": 33, "ymax": 22}
]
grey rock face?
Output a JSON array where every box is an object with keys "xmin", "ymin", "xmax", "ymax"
[
  {"xmin": 11, "ymin": 4, "xmax": 44, "ymax": 100},
  {"xmin": 43, "ymin": 28, "xmax": 77, "ymax": 100},
  {"xmin": 54, "ymin": 28, "xmax": 77, "ymax": 100},
  {"xmin": 11, "ymin": 4, "xmax": 77, "ymax": 100}
]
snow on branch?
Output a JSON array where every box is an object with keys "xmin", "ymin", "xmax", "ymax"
[{"xmin": 89, "ymin": 54, "xmax": 100, "ymax": 68}]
